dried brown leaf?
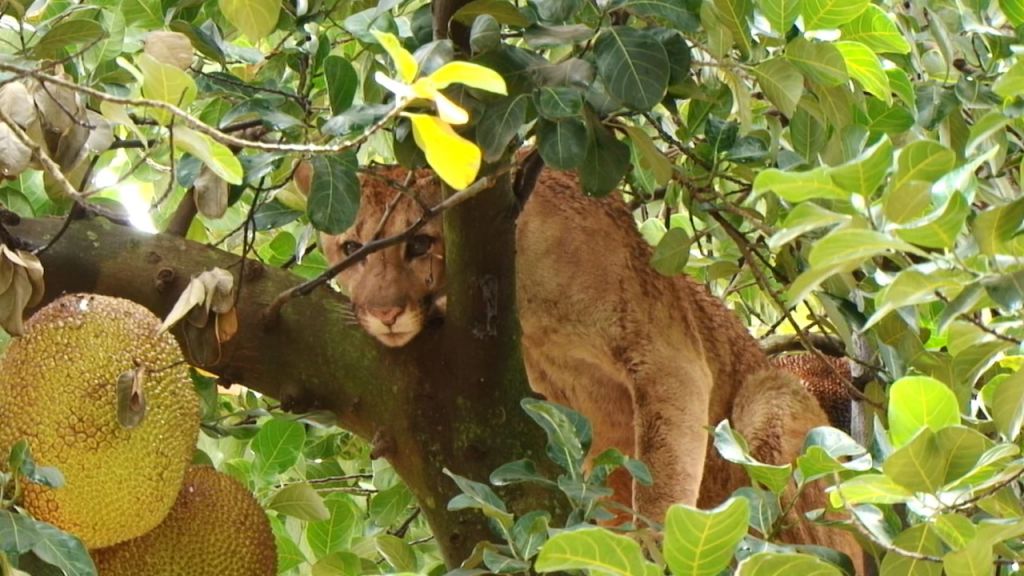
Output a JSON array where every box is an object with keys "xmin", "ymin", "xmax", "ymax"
[
  {"xmin": 0, "ymin": 123, "xmax": 32, "ymax": 179},
  {"xmin": 193, "ymin": 166, "xmax": 228, "ymax": 219},
  {"xmin": 0, "ymin": 81, "xmax": 37, "ymax": 128},
  {"xmin": 144, "ymin": 31, "xmax": 195, "ymax": 70},
  {"xmin": 157, "ymin": 276, "xmax": 207, "ymax": 334},
  {"xmin": 18, "ymin": 250, "xmax": 45, "ymax": 308},
  {"xmin": 30, "ymin": 75, "xmax": 82, "ymax": 135},
  {"xmin": 215, "ymin": 307, "xmax": 238, "ymax": 343},
  {"xmin": 115, "ymin": 367, "xmax": 147, "ymax": 429},
  {"xmin": 0, "ymin": 266, "xmax": 32, "ymax": 336}
]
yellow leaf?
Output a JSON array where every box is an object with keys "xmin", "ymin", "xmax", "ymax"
[
  {"xmin": 426, "ymin": 86, "xmax": 470, "ymax": 124},
  {"xmin": 219, "ymin": 0, "xmax": 281, "ymax": 43},
  {"xmin": 136, "ymin": 53, "xmax": 197, "ymax": 124},
  {"xmin": 428, "ymin": 61, "xmax": 507, "ymax": 94},
  {"xmin": 406, "ymin": 113, "xmax": 481, "ymax": 190},
  {"xmin": 371, "ymin": 30, "xmax": 418, "ymax": 83}
]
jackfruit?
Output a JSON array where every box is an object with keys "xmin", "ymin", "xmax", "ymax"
[
  {"xmin": 0, "ymin": 294, "xmax": 199, "ymax": 548},
  {"xmin": 92, "ymin": 466, "xmax": 277, "ymax": 576}
]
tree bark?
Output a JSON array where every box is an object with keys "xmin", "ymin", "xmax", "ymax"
[{"xmin": 15, "ymin": 208, "xmax": 558, "ymax": 566}]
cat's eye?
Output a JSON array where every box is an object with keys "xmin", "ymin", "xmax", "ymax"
[
  {"xmin": 406, "ymin": 235, "xmax": 433, "ymax": 259},
  {"xmin": 341, "ymin": 240, "xmax": 362, "ymax": 256}
]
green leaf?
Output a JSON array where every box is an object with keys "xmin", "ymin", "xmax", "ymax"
[
  {"xmin": 757, "ymin": 0, "xmax": 800, "ymax": 33},
  {"xmin": 839, "ymin": 5, "xmax": 910, "ymax": 54},
  {"xmin": 786, "ymin": 38, "xmax": 849, "ymax": 86},
  {"xmin": 883, "ymin": 428, "xmax": 945, "ymax": 493},
  {"xmin": 888, "ymin": 376, "xmax": 961, "ymax": 448},
  {"xmin": 862, "ymin": 100, "xmax": 914, "ymax": 134},
  {"xmin": 477, "ymin": 95, "xmax": 529, "ymax": 162},
  {"xmin": 753, "ymin": 167, "xmax": 846, "ymax": 202},
  {"xmin": 444, "ymin": 469, "xmax": 513, "ymax": 530},
  {"xmin": 312, "ymin": 552, "xmax": 361, "ymax": 576},
  {"xmin": 252, "ymin": 417, "xmax": 307, "ymax": 475},
  {"xmin": 536, "ymin": 119, "xmax": 588, "ymax": 170},
  {"xmin": 796, "ymin": 427, "xmax": 872, "ymax": 482},
  {"xmin": 863, "ymin": 269, "xmax": 964, "ymax": 331},
  {"xmin": 219, "ymin": 0, "xmax": 281, "ymax": 42},
  {"xmin": 835, "ymin": 41, "xmax": 891, "ymax": 103},
  {"xmin": 966, "ymin": 110, "xmax": 1010, "ymax": 156},
  {"xmin": 737, "ymin": 552, "xmax": 843, "ymax": 576},
  {"xmin": 767, "ymin": 202, "xmax": 850, "ymax": 249},
  {"xmin": 580, "ymin": 120, "xmax": 630, "ymax": 197},
  {"xmin": 985, "ymin": 270, "xmax": 1024, "ymax": 312},
  {"xmin": 650, "ymin": 228, "xmax": 690, "ymax": 276},
  {"xmin": 31, "ymin": 19, "xmax": 106, "ymax": 59},
  {"xmin": 521, "ymin": 398, "xmax": 591, "ymax": 477},
  {"xmin": 943, "ymin": 542, "xmax": 992, "ymax": 576},
  {"xmin": 828, "ymin": 473, "xmax": 913, "ymax": 507},
  {"xmin": 974, "ymin": 197, "xmax": 1024, "ymax": 256},
  {"xmin": 376, "ymin": 534, "xmax": 417, "ymax": 572},
  {"xmin": 893, "ymin": 191, "xmax": 970, "ymax": 249},
  {"xmin": 307, "ymin": 152, "xmax": 360, "ymax": 234},
  {"xmin": 306, "ymin": 493, "xmax": 360, "ymax": 557},
  {"xmin": 625, "ymin": 0, "xmax": 700, "ymax": 32},
  {"xmin": 624, "ymin": 126, "xmax": 672, "ymax": 185},
  {"xmin": 593, "ymin": 27, "xmax": 669, "ymax": 111},
  {"xmin": 369, "ymin": 484, "xmax": 415, "ymax": 528},
  {"xmin": 879, "ymin": 524, "xmax": 944, "ymax": 576},
  {"xmin": 452, "ymin": 0, "xmax": 530, "ymax": 27},
  {"xmin": 884, "ymin": 181, "xmax": 931, "ymax": 224},
  {"xmin": 0, "ymin": 510, "xmax": 42, "ymax": 555},
  {"xmin": 137, "ymin": 53, "xmax": 197, "ymax": 121},
  {"xmin": 807, "ymin": 228, "xmax": 918, "ymax": 269},
  {"xmin": 29, "ymin": 521, "xmax": 96, "ymax": 576},
  {"xmin": 802, "ymin": 0, "xmax": 869, "ymax": 30},
  {"xmin": 535, "ymin": 527, "xmax": 661, "ymax": 576},
  {"xmin": 937, "ymin": 426, "xmax": 995, "ymax": 484},
  {"xmin": 752, "ymin": 58, "xmax": 803, "ymax": 118},
  {"xmin": 993, "ymin": 60, "xmax": 1024, "ymax": 100},
  {"xmin": 893, "ymin": 140, "xmax": 955, "ymax": 191},
  {"xmin": 512, "ymin": 510, "xmax": 550, "ymax": 559},
  {"xmin": 271, "ymin": 516, "xmax": 307, "ymax": 572},
  {"xmin": 734, "ymin": 488, "xmax": 780, "ymax": 535},
  {"xmin": 712, "ymin": 421, "xmax": 792, "ymax": 494},
  {"xmin": 172, "ymin": 127, "xmax": 244, "ymax": 185},
  {"xmin": 664, "ymin": 498, "xmax": 749, "ymax": 576},
  {"xmin": 534, "ymin": 87, "xmax": 584, "ymax": 119},
  {"xmin": 324, "ymin": 56, "xmax": 358, "ymax": 115},
  {"xmin": 827, "ymin": 135, "xmax": 892, "ymax": 196},
  {"xmin": 268, "ymin": 482, "xmax": 331, "ymax": 521},
  {"xmin": 1002, "ymin": 0, "xmax": 1024, "ymax": 25},
  {"xmin": 712, "ymin": 0, "xmax": 754, "ymax": 58},
  {"xmin": 991, "ymin": 370, "xmax": 1024, "ymax": 442}
]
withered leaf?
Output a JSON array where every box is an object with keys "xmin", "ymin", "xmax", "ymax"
[
  {"xmin": 193, "ymin": 166, "xmax": 229, "ymax": 219},
  {"xmin": 215, "ymin": 307, "xmax": 238, "ymax": 343},
  {"xmin": 0, "ymin": 81, "xmax": 37, "ymax": 128},
  {"xmin": 0, "ymin": 123, "xmax": 33, "ymax": 178},
  {"xmin": 144, "ymin": 31, "xmax": 195, "ymax": 70},
  {"xmin": 115, "ymin": 367, "xmax": 147, "ymax": 429}
]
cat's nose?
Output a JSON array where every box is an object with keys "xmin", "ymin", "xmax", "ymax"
[{"xmin": 369, "ymin": 306, "xmax": 403, "ymax": 327}]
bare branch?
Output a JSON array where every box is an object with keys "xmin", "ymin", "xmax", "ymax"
[{"xmin": 0, "ymin": 62, "xmax": 403, "ymax": 156}]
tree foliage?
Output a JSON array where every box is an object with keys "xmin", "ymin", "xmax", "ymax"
[{"xmin": 0, "ymin": 0, "xmax": 1024, "ymax": 573}]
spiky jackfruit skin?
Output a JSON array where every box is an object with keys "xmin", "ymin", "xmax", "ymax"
[
  {"xmin": 0, "ymin": 294, "xmax": 199, "ymax": 548},
  {"xmin": 92, "ymin": 466, "xmax": 277, "ymax": 576}
]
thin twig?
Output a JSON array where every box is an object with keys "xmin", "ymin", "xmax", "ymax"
[
  {"xmin": 708, "ymin": 210, "xmax": 880, "ymax": 409},
  {"xmin": 0, "ymin": 61, "xmax": 402, "ymax": 156}
]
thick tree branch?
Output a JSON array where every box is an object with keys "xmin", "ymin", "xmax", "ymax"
[{"xmin": 14, "ymin": 215, "xmax": 561, "ymax": 566}]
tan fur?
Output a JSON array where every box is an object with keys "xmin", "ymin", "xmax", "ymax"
[{"xmin": 324, "ymin": 166, "xmax": 863, "ymax": 573}]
